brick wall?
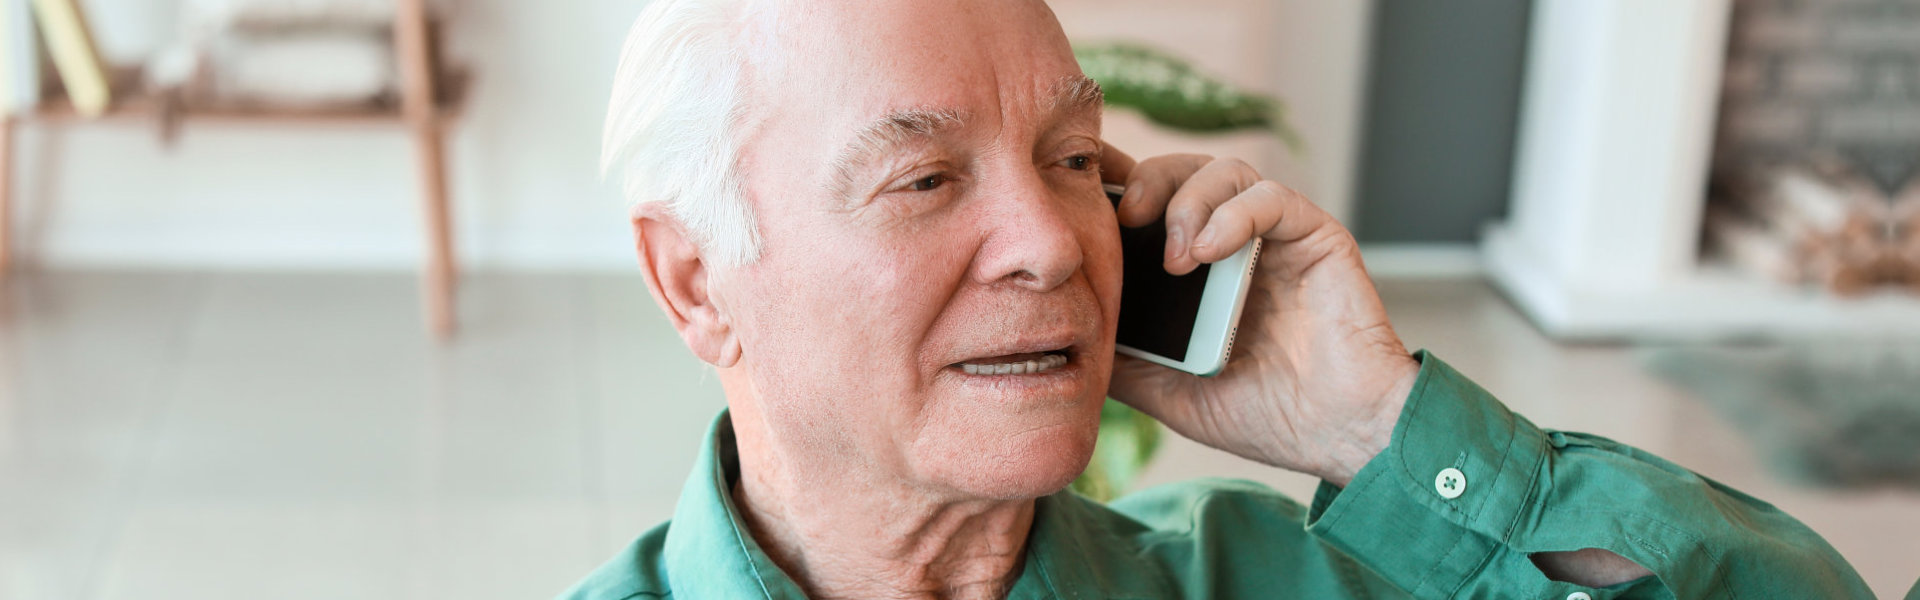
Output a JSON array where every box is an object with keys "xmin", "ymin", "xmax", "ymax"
[{"xmin": 1714, "ymin": 0, "xmax": 1920, "ymax": 197}]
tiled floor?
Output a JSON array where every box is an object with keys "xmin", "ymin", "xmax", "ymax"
[{"xmin": 1, "ymin": 271, "xmax": 1915, "ymax": 599}]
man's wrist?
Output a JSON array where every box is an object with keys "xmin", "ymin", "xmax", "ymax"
[{"xmin": 1319, "ymin": 356, "xmax": 1419, "ymax": 487}]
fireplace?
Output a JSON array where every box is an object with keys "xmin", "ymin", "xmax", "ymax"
[
  {"xmin": 1482, "ymin": 0, "xmax": 1920, "ymax": 340},
  {"xmin": 1704, "ymin": 0, "xmax": 1920, "ymax": 297}
]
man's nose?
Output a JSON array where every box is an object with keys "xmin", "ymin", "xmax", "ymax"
[{"xmin": 971, "ymin": 176, "xmax": 1085, "ymax": 292}]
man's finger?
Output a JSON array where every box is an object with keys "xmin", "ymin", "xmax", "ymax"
[
  {"xmin": 1116, "ymin": 153, "xmax": 1213, "ymax": 228},
  {"xmin": 1161, "ymin": 157, "xmax": 1261, "ymax": 274},
  {"xmin": 1189, "ymin": 179, "xmax": 1332, "ymax": 263}
]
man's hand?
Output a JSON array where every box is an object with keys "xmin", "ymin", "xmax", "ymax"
[
  {"xmin": 1099, "ymin": 145, "xmax": 1420, "ymax": 486},
  {"xmin": 1097, "ymin": 145, "xmax": 1656, "ymax": 587}
]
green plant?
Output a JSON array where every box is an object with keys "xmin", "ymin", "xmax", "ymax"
[
  {"xmin": 1069, "ymin": 400, "xmax": 1163, "ymax": 502},
  {"xmin": 1074, "ymin": 41, "xmax": 1303, "ymax": 150}
]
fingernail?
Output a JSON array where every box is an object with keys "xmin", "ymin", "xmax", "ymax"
[
  {"xmin": 1165, "ymin": 224, "xmax": 1186, "ymax": 261},
  {"xmin": 1192, "ymin": 224, "xmax": 1217, "ymax": 254},
  {"xmin": 1120, "ymin": 184, "xmax": 1139, "ymax": 208}
]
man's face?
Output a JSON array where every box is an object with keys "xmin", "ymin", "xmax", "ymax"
[{"xmin": 719, "ymin": 0, "xmax": 1121, "ymax": 500}]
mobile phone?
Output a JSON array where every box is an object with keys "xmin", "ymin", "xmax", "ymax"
[{"xmin": 1107, "ymin": 183, "xmax": 1262, "ymax": 377}]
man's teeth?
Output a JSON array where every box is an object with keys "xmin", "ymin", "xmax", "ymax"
[{"xmin": 960, "ymin": 353, "xmax": 1069, "ymax": 375}]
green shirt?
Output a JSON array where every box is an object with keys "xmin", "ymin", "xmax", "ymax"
[{"xmin": 561, "ymin": 352, "xmax": 1871, "ymax": 599}]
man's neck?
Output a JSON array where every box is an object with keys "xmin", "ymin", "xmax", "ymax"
[{"xmin": 727, "ymin": 412, "xmax": 1035, "ymax": 600}]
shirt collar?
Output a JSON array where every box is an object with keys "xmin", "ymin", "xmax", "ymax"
[
  {"xmin": 1018, "ymin": 492, "xmax": 1175, "ymax": 599},
  {"xmin": 661, "ymin": 410, "xmax": 810, "ymax": 599},
  {"xmin": 663, "ymin": 409, "xmax": 1169, "ymax": 600}
]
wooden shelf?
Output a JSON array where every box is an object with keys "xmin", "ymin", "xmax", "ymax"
[{"xmin": 26, "ymin": 65, "xmax": 471, "ymax": 126}]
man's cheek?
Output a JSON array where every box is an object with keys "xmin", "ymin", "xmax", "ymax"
[
  {"xmin": 832, "ymin": 261, "xmax": 942, "ymax": 367},
  {"xmin": 1084, "ymin": 232, "xmax": 1125, "ymax": 311}
]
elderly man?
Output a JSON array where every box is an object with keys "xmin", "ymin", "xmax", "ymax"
[{"xmin": 564, "ymin": 0, "xmax": 1871, "ymax": 598}]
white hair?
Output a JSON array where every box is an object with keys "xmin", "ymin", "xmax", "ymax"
[{"xmin": 602, "ymin": 0, "xmax": 761, "ymax": 267}]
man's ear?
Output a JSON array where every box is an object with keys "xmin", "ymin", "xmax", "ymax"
[{"xmin": 632, "ymin": 204, "xmax": 743, "ymax": 368}]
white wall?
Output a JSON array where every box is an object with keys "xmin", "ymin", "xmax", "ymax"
[{"xmin": 14, "ymin": 0, "xmax": 1371, "ymax": 271}]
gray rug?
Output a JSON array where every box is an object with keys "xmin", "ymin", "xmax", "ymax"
[{"xmin": 1644, "ymin": 341, "xmax": 1920, "ymax": 489}]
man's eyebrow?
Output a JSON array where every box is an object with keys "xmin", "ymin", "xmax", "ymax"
[
  {"xmin": 828, "ymin": 107, "xmax": 970, "ymax": 199},
  {"xmin": 824, "ymin": 76, "xmax": 1104, "ymax": 199},
  {"xmin": 1048, "ymin": 75, "xmax": 1105, "ymax": 118}
]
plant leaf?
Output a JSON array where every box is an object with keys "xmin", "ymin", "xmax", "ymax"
[
  {"xmin": 1075, "ymin": 41, "xmax": 1303, "ymax": 151},
  {"xmin": 1070, "ymin": 399, "xmax": 1163, "ymax": 502}
]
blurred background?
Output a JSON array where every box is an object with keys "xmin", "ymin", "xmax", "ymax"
[{"xmin": 2, "ymin": 0, "xmax": 1917, "ymax": 598}]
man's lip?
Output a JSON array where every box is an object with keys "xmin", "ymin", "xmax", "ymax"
[{"xmin": 949, "ymin": 334, "xmax": 1080, "ymax": 366}]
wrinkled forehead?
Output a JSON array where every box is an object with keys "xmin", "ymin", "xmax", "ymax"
[{"xmin": 742, "ymin": 0, "xmax": 1084, "ymax": 153}]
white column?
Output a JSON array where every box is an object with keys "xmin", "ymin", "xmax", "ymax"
[{"xmin": 1485, "ymin": 0, "xmax": 1733, "ymax": 335}]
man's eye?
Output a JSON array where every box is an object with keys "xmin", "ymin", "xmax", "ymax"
[
  {"xmin": 1061, "ymin": 155, "xmax": 1094, "ymax": 171},
  {"xmin": 909, "ymin": 174, "xmax": 947, "ymax": 192}
]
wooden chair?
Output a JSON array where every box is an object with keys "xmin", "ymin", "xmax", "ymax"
[{"xmin": 0, "ymin": 0, "xmax": 465, "ymax": 338}]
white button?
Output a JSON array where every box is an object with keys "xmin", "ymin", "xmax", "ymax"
[
  {"xmin": 1567, "ymin": 593, "xmax": 1592, "ymax": 600},
  {"xmin": 1434, "ymin": 467, "xmax": 1466, "ymax": 499}
]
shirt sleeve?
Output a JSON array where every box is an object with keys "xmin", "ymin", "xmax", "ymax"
[{"xmin": 1302, "ymin": 351, "xmax": 1873, "ymax": 599}]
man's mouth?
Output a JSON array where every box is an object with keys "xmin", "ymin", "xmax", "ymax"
[{"xmin": 954, "ymin": 349, "xmax": 1072, "ymax": 375}]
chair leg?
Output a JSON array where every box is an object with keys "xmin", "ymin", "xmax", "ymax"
[
  {"xmin": 396, "ymin": 0, "xmax": 455, "ymax": 338},
  {"xmin": 414, "ymin": 121, "xmax": 454, "ymax": 339}
]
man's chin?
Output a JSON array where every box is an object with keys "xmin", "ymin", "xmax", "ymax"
[{"xmin": 920, "ymin": 418, "xmax": 1100, "ymax": 501}]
